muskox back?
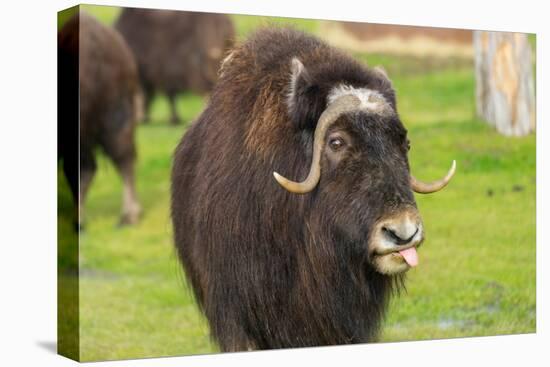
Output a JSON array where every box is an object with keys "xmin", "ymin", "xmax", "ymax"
[
  {"xmin": 115, "ymin": 9, "xmax": 235, "ymax": 124},
  {"xmin": 58, "ymin": 12, "xmax": 142, "ymax": 226}
]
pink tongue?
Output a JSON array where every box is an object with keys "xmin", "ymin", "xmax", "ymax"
[{"xmin": 399, "ymin": 247, "xmax": 419, "ymax": 267}]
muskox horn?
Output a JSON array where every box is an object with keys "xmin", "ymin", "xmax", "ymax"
[
  {"xmin": 410, "ymin": 160, "xmax": 456, "ymax": 194},
  {"xmin": 273, "ymin": 94, "xmax": 361, "ymax": 194}
]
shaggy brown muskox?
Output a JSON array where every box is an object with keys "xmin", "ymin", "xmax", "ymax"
[
  {"xmin": 58, "ymin": 12, "xmax": 142, "ymax": 226},
  {"xmin": 115, "ymin": 8, "xmax": 235, "ymax": 125},
  {"xmin": 171, "ymin": 28, "xmax": 455, "ymax": 351}
]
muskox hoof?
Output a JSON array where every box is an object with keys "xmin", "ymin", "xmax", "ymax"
[
  {"xmin": 118, "ymin": 215, "xmax": 138, "ymax": 227},
  {"xmin": 118, "ymin": 209, "xmax": 141, "ymax": 227}
]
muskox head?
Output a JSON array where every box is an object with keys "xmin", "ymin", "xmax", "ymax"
[{"xmin": 274, "ymin": 58, "xmax": 455, "ymax": 275}]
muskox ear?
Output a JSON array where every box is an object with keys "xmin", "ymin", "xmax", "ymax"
[
  {"xmin": 373, "ymin": 65, "xmax": 397, "ymax": 108},
  {"xmin": 286, "ymin": 58, "xmax": 325, "ymax": 130},
  {"xmin": 374, "ymin": 65, "xmax": 393, "ymax": 87}
]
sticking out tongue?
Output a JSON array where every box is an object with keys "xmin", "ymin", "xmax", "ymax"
[{"xmin": 399, "ymin": 247, "xmax": 419, "ymax": 267}]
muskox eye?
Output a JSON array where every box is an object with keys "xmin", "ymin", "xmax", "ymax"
[
  {"xmin": 329, "ymin": 138, "xmax": 345, "ymax": 151},
  {"xmin": 406, "ymin": 139, "xmax": 411, "ymax": 151}
]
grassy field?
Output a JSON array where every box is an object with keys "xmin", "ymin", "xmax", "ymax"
[{"xmin": 59, "ymin": 5, "xmax": 536, "ymax": 361}]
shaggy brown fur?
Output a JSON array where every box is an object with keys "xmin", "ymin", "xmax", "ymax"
[
  {"xmin": 58, "ymin": 12, "xmax": 142, "ymax": 226},
  {"xmin": 171, "ymin": 27, "xmax": 417, "ymax": 351},
  {"xmin": 115, "ymin": 8, "xmax": 235, "ymax": 124}
]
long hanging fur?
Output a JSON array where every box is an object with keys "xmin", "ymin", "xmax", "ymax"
[{"xmin": 171, "ymin": 27, "xmax": 413, "ymax": 351}]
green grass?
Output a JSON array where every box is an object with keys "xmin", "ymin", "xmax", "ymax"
[
  {"xmin": 81, "ymin": 4, "xmax": 319, "ymax": 39},
  {"xmin": 81, "ymin": 4, "xmax": 120, "ymax": 25},
  {"xmin": 59, "ymin": 4, "xmax": 536, "ymax": 361}
]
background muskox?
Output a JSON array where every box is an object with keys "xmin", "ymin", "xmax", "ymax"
[
  {"xmin": 58, "ymin": 12, "xmax": 142, "ymax": 226},
  {"xmin": 115, "ymin": 9, "xmax": 235, "ymax": 125},
  {"xmin": 171, "ymin": 28, "xmax": 455, "ymax": 351}
]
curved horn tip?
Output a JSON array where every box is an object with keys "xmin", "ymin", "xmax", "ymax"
[
  {"xmin": 450, "ymin": 159, "xmax": 457, "ymax": 174},
  {"xmin": 273, "ymin": 171, "xmax": 293, "ymax": 191},
  {"xmin": 444, "ymin": 159, "xmax": 457, "ymax": 181},
  {"xmin": 273, "ymin": 171, "xmax": 284, "ymax": 183},
  {"xmin": 273, "ymin": 171, "xmax": 312, "ymax": 194},
  {"xmin": 411, "ymin": 159, "xmax": 457, "ymax": 194}
]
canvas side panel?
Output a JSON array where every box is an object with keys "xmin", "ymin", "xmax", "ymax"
[{"xmin": 57, "ymin": 5, "xmax": 80, "ymax": 362}]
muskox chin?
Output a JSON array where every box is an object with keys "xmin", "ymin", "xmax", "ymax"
[{"xmin": 171, "ymin": 27, "xmax": 447, "ymax": 351}]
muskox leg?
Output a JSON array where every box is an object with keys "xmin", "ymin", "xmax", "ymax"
[
  {"xmin": 218, "ymin": 333, "xmax": 257, "ymax": 353},
  {"xmin": 142, "ymin": 83, "xmax": 154, "ymax": 124},
  {"xmin": 101, "ymin": 114, "xmax": 141, "ymax": 225},
  {"xmin": 211, "ymin": 318, "xmax": 258, "ymax": 353},
  {"xmin": 114, "ymin": 157, "xmax": 141, "ymax": 226},
  {"xmin": 79, "ymin": 149, "xmax": 97, "ymax": 229},
  {"xmin": 167, "ymin": 92, "xmax": 181, "ymax": 125}
]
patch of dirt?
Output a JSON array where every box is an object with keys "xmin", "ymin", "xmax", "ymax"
[{"xmin": 321, "ymin": 21, "xmax": 474, "ymax": 58}]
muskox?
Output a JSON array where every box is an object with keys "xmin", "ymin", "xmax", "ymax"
[
  {"xmin": 115, "ymin": 8, "xmax": 235, "ymax": 125},
  {"xmin": 58, "ymin": 12, "xmax": 142, "ymax": 226},
  {"xmin": 171, "ymin": 28, "xmax": 455, "ymax": 351}
]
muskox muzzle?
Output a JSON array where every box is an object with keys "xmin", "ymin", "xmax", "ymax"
[{"xmin": 369, "ymin": 208, "xmax": 424, "ymax": 274}]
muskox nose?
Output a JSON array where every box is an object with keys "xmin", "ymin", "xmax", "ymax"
[
  {"xmin": 376, "ymin": 212, "xmax": 424, "ymax": 249},
  {"xmin": 382, "ymin": 225, "xmax": 419, "ymax": 246}
]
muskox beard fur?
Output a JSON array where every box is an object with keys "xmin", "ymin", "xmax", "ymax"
[{"xmin": 264, "ymin": 223, "xmax": 407, "ymax": 348}]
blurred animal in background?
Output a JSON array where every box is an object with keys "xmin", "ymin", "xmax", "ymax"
[
  {"xmin": 58, "ymin": 12, "xmax": 80, "ymax": 224},
  {"xmin": 58, "ymin": 12, "xmax": 143, "ymax": 227},
  {"xmin": 115, "ymin": 9, "xmax": 235, "ymax": 125},
  {"xmin": 171, "ymin": 27, "xmax": 455, "ymax": 351}
]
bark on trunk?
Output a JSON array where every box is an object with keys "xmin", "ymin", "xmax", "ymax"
[{"xmin": 473, "ymin": 31, "xmax": 535, "ymax": 136}]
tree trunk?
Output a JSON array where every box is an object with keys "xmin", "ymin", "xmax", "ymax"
[{"xmin": 473, "ymin": 31, "xmax": 535, "ymax": 136}]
